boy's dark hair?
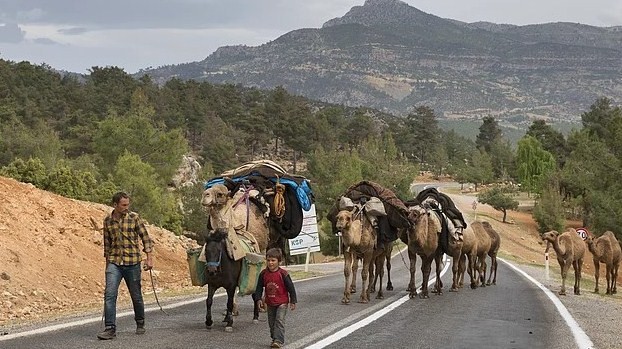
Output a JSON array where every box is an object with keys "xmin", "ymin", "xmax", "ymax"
[
  {"xmin": 266, "ymin": 248, "xmax": 282, "ymax": 261},
  {"xmin": 112, "ymin": 191, "xmax": 130, "ymax": 205}
]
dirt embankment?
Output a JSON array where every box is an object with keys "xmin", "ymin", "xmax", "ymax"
[{"xmin": 0, "ymin": 176, "xmax": 200, "ymax": 327}]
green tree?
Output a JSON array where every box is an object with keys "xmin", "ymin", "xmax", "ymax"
[
  {"xmin": 476, "ymin": 116, "xmax": 502, "ymax": 153},
  {"xmin": 403, "ymin": 106, "xmax": 440, "ymax": 164},
  {"xmin": 113, "ymin": 151, "xmax": 183, "ymax": 232},
  {"xmin": 516, "ymin": 135, "xmax": 556, "ymax": 196},
  {"xmin": 477, "ymin": 185, "xmax": 519, "ymax": 223},
  {"xmin": 532, "ymin": 176, "xmax": 565, "ymax": 233},
  {"xmin": 45, "ymin": 162, "xmax": 97, "ymax": 200},
  {"xmin": 526, "ymin": 119, "xmax": 567, "ymax": 166},
  {"xmin": 0, "ymin": 157, "xmax": 48, "ymax": 187},
  {"xmin": 465, "ymin": 150, "xmax": 494, "ymax": 191}
]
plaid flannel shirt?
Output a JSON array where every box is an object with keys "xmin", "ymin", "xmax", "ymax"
[{"xmin": 103, "ymin": 211, "xmax": 154, "ymax": 265}]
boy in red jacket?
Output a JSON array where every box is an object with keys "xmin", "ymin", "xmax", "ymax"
[{"xmin": 254, "ymin": 248, "xmax": 297, "ymax": 348}]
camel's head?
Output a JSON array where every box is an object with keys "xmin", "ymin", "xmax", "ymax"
[
  {"xmin": 335, "ymin": 209, "xmax": 354, "ymax": 231},
  {"xmin": 541, "ymin": 230, "xmax": 559, "ymax": 243},
  {"xmin": 406, "ymin": 205, "xmax": 428, "ymax": 225},
  {"xmin": 201, "ymin": 184, "xmax": 230, "ymax": 209}
]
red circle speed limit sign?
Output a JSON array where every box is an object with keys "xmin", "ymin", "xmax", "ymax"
[{"xmin": 576, "ymin": 228, "xmax": 589, "ymax": 241}]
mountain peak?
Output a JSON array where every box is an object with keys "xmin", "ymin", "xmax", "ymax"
[{"xmin": 322, "ymin": 0, "xmax": 432, "ymax": 29}]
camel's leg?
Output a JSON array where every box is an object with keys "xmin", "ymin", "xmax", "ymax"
[
  {"xmin": 223, "ymin": 287, "xmax": 235, "ymax": 332},
  {"xmin": 613, "ymin": 264, "xmax": 619, "ymax": 294},
  {"xmin": 605, "ymin": 264, "xmax": 613, "ymax": 295},
  {"xmin": 457, "ymin": 254, "xmax": 466, "ymax": 288},
  {"xmin": 450, "ymin": 252, "xmax": 461, "ymax": 291},
  {"xmin": 369, "ymin": 256, "xmax": 377, "ymax": 293},
  {"xmin": 372, "ymin": 252, "xmax": 385, "ymax": 299},
  {"xmin": 432, "ymin": 253, "xmax": 443, "ymax": 295},
  {"xmin": 386, "ymin": 249, "xmax": 394, "ymax": 291},
  {"xmin": 486, "ymin": 254, "xmax": 497, "ymax": 285},
  {"xmin": 593, "ymin": 259, "xmax": 600, "ymax": 293},
  {"xmin": 407, "ymin": 248, "xmax": 418, "ymax": 298},
  {"xmin": 559, "ymin": 260, "xmax": 569, "ymax": 295},
  {"xmin": 574, "ymin": 259, "xmax": 582, "ymax": 295},
  {"xmin": 419, "ymin": 256, "xmax": 432, "ymax": 299},
  {"xmin": 205, "ymin": 285, "xmax": 216, "ymax": 329},
  {"xmin": 468, "ymin": 254, "xmax": 478, "ymax": 289},
  {"xmin": 359, "ymin": 253, "xmax": 373, "ymax": 303},
  {"xmin": 478, "ymin": 254, "xmax": 488, "ymax": 288},
  {"xmin": 350, "ymin": 256, "xmax": 358, "ymax": 294},
  {"xmin": 342, "ymin": 252, "xmax": 353, "ymax": 304}
]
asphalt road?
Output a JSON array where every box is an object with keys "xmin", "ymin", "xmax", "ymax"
[{"xmin": 0, "ymin": 251, "xmax": 586, "ymax": 349}]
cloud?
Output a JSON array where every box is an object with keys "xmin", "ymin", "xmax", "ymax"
[
  {"xmin": 0, "ymin": 0, "xmax": 356, "ymax": 31},
  {"xmin": 58, "ymin": 27, "xmax": 88, "ymax": 35},
  {"xmin": 0, "ymin": 23, "xmax": 26, "ymax": 43},
  {"xmin": 32, "ymin": 37, "xmax": 56, "ymax": 45}
]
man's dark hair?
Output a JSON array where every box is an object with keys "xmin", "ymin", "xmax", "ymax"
[
  {"xmin": 112, "ymin": 191, "xmax": 130, "ymax": 205},
  {"xmin": 266, "ymin": 248, "xmax": 283, "ymax": 262}
]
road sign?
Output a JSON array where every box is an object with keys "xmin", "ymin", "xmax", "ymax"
[
  {"xmin": 576, "ymin": 227, "xmax": 589, "ymax": 241},
  {"xmin": 288, "ymin": 204, "xmax": 321, "ymax": 256}
]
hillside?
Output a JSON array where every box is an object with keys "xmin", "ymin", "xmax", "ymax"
[
  {"xmin": 0, "ymin": 176, "xmax": 199, "ymax": 326},
  {"xmin": 139, "ymin": 0, "xmax": 622, "ymax": 131}
]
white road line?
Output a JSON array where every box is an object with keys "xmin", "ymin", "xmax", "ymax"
[
  {"xmin": 499, "ymin": 258, "xmax": 594, "ymax": 349},
  {"xmin": 304, "ymin": 256, "xmax": 451, "ymax": 349}
]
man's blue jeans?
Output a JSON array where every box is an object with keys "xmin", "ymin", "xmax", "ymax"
[{"xmin": 103, "ymin": 263, "xmax": 144, "ymax": 329}]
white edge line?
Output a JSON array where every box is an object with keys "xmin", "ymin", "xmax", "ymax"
[
  {"xmin": 499, "ymin": 257, "xmax": 594, "ymax": 349},
  {"xmin": 305, "ymin": 255, "xmax": 451, "ymax": 349}
]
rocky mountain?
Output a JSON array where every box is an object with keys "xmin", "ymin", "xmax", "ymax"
[{"xmin": 139, "ymin": 0, "xmax": 622, "ymax": 128}]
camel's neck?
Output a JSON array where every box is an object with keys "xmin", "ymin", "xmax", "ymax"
[{"xmin": 550, "ymin": 237, "xmax": 566, "ymax": 256}]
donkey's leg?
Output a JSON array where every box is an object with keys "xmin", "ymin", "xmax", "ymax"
[
  {"xmin": 223, "ymin": 287, "xmax": 235, "ymax": 332},
  {"xmin": 205, "ymin": 285, "xmax": 216, "ymax": 329},
  {"xmin": 251, "ymin": 293, "xmax": 260, "ymax": 323}
]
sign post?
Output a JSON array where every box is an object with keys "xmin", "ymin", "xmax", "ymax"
[
  {"xmin": 288, "ymin": 204, "xmax": 321, "ymax": 270},
  {"xmin": 544, "ymin": 252, "xmax": 549, "ymax": 281}
]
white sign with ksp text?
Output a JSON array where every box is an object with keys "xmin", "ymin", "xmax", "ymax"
[{"xmin": 288, "ymin": 204, "xmax": 321, "ymax": 255}]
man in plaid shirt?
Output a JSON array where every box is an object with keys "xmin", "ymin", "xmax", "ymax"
[{"xmin": 97, "ymin": 192, "xmax": 154, "ymax": 340}]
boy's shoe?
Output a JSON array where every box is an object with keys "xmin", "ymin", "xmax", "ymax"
[
  {"xmin": 270, "ymin": 341, "xmax": 283, "ymax": 348},
  {"xmin": 97, "ymin": 327, "xmax": 116, "ymax": 340}
]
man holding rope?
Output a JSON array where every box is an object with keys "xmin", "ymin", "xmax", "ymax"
[{"xmin": 97, "ymin": 191, "xmax": 154, "ymax": 340}]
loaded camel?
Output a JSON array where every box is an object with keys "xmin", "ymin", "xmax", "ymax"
[
  {"xmin": 335, "ymin": 207, "xmax": 377, "ymax": 304},
  {"xmin": 585, "ymin": 231, "xmax": 621, "ymax": 295},
  {"xmin": 201, "ymin": 183, "xmax": 278, "ymax": 317},
  {"xmin": 401, "ymin": 204, "xmax": 443, "ymax": 299},
  {"xmin": 541, "ymin": 229, "xmax": 585, "ymax": 295}
]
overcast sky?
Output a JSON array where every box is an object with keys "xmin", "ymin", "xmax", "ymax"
[{"xmin": 1, "ymin": 0, "xmax": 621, "ymax": 74}]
